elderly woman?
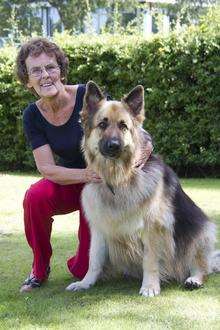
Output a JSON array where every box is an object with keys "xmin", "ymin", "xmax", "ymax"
[{"xmin": 16, "ymin": 37, "xmax": 152, "ymax": 292}]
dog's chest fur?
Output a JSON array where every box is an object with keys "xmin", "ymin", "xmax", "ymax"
[
  {"xmin": 82, "ymin": 167, "xmax": 177, "ymax": 278},
  {"xmin": 82, "ymin": 165, "xmax": 172, "ymax": 238},
  {"xmin": 83, "ymin": 182, "xmax": 145, "ymax": 237}
]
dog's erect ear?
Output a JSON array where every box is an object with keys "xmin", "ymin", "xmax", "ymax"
[
  {"xmin": 84, "ymin": 81, "xmax": 105, "ymax": 113},
  {"xmin": 81, "ymin": 81, "xmax": 105, "ymax": 134},
  {"xmin": 122, "ymin": 85, "xmax": 145, "ymax": 121}
]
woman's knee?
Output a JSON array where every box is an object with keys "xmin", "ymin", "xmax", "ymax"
[{"xmin": 23, "ymin": 179, "xmax": 58, "ymax": 208}]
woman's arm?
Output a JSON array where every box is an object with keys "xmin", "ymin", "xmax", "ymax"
[{"xmin": 33, "ymin": 144, "xmax": 101, "ymax": 185}]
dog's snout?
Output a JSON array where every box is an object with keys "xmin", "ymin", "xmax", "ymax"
[
  {"xmin": 107, "ymin": 138, "xmax": 120, "ymax": 152},
  {"xmin": 99, "ymin": 137, "xmax": 122, "ymax": 158}
]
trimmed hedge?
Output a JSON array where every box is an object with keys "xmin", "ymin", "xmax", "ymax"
[{"xmin": 0, "ymin": 29, "xmax": 219, "ymax": 176}]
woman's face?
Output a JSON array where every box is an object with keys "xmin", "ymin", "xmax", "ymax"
[{"xmin": 25, "ymin": 52, "xmax": 63, "ymax": 98}]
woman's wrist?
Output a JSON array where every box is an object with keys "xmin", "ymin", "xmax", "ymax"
[
  {"xmin": 82, "ymin": 168, "xmax": 90, "ymax": 183},
  {"xmin": 82, "ymin": 167, "xmax": 102, "ymax": 183}
]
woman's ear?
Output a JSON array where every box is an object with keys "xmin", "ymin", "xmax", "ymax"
[{"xmin": 26, "ymin": 81, "xmax": 33, "ymax": 89}]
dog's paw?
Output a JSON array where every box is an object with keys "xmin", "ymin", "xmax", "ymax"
[
  {"xmin": 139, "ymin": 285, "xmax": 160, "ymax": 297},
  {"xmin": 184, "ymin": 276, "xmax": 203, "ymax": 290},
  {"xmin": 65, "ymin": 281, "xmax": 91, "ymax": 292}
]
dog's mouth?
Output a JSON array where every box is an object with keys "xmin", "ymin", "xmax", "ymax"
[{"xmin": 98, "ymin": 138, "xmax": 123, "ymax": 159}]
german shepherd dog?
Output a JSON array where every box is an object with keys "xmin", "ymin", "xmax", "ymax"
[{"xmin": 66, "ymin": 82, "xmax": 220, "ymax": 297}]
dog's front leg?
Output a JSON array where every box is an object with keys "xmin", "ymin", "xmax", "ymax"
[
  {"xmin": 139, "ymin": 230, "xmax": 160, "ymax": 297},
  {"xmin": 66, "ymin": 226, "xmax": 106, "ymax": 292}
]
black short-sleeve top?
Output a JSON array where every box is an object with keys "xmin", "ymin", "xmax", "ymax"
[{"xmin": 23, "ymin": 84, "xmax": 86, "ymax": 169}]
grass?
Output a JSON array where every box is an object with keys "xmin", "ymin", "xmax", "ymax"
[{"xmin": 0, "ymin": 173, "xmax": 220, "ymax": 330}]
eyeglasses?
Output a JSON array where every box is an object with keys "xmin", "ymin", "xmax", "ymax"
[{"xmin": 28, "ymin": 64, "xmax": 60, "ymax": 77}]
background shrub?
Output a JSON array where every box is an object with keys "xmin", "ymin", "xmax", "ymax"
[{"xmin": 0, "ymin": 28, "xmax": 219, "ymax": 176}]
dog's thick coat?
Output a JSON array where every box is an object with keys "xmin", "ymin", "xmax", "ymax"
[{"xmin": 66, "ymin": 82, "xmax": 220, "ymax": 297}]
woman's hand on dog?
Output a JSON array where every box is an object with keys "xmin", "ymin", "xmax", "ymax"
[{"xmin": 84, "ymin": 167, "xmax": 102, "ymax": 183}]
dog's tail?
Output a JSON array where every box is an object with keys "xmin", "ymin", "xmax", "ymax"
[{"xmin": 209, "ymin": 250, "xmax": 220, "ymax": 273}]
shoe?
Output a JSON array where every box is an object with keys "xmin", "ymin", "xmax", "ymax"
[{"xmin": 20, "ymin": 266, "xmax": 50, "ymax": 293}]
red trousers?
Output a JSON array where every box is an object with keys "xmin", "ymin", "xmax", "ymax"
[{"xmin": 23, "ymin": 178, "xmax": 90, "ymax": 280}]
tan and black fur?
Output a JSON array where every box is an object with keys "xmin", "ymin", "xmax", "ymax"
[{"xmin": 66, "ymin": 81, "xmax": 220, "ymax": 297}]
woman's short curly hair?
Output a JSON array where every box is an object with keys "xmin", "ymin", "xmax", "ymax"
[{"xmin": 16, "ymin": 37, "xmax": 69, "ymax": 86}]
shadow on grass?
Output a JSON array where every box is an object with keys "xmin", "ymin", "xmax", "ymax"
[{"xmin": 0, "ymin": 232, "xmax": 220, "ymax": 329}]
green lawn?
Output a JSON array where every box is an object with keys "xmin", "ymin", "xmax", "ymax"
[{"xmin": 0, "ymin": 173, "xmax": 219, "ymax": 330}]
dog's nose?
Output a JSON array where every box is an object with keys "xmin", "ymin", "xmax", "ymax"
[
  {"xmin": 99, "ymin": 137, "xmax": 122, "ymax": 158},
  {"xmin": 107, "ymin": 138, "xmax": 121, "ymax": 152}
]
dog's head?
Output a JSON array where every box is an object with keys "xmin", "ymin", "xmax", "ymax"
[{"xmin": 81, "ymin": 81, "xmax": 145, "ymax": 185}]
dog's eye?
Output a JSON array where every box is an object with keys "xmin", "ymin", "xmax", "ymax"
[
  {"xmin": 118, "ymin": 121, "xmax": 128, "ymax": 131},
  {"xmin": 98, "ymin": 121, "xmax": 108, "ymax": 130}
]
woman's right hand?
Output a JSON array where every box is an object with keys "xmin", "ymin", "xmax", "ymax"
[{"xmin": 84, "ymin": 167, "xmax": 102, "ymax": 183}]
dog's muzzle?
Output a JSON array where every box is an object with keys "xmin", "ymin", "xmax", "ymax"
[{"xmin": 99, "ymin": 138, "xmax": 122, "ymax": 158}]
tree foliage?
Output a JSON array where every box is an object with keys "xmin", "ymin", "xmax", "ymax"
[
  {"xmin": 0, "ymin": 0, "xmax": 218, "ymax": 38},
  {"xmin": 46, "ymin": 0, "xmax": 139, "ymax": 32},
  {"xmin": 0, "ymin": 0, "xmax": 42, "ymax": 39},
  {"xmin": 167, "ymin": 0, "xmax": 218, "ymax": 26}
]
